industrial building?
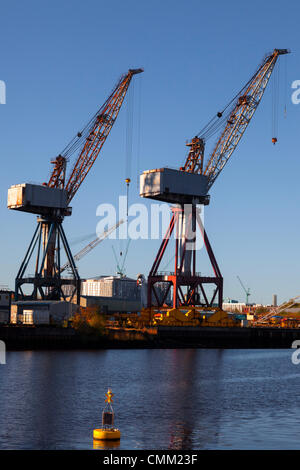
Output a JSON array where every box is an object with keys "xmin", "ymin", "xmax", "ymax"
[
  {"xmin": 0, "ymin": 288, "xmax": 13, "ymax": 324},
  {"xmin": 11, "ymin": 300, "xmax": 79, "ymax": 325},
  {"xmin": 64, "ymin": 274, "xmax": 171, "ymax": 314},
  {"xmin": 79, "ymin": 295, "xmax": 141, "ymax": 314},
  {"xmin": 222, "ymin": 302, "xmax": 247, "ymax": 313},
  {"xmin": 80, "ymin": 276, "xmax": 141, "ymax": 313},
  {"xmin": 82, "ymin": 276, "xmax": 139, "ymax": 299}
]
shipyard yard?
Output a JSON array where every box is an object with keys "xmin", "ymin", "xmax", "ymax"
[
  {"xmin": 1, "ymin": 0, "xmax": 300, "ymax": 459},
  {"xmin": 0, "ymin": 16, "xmax": 294, "ymax": 343}
]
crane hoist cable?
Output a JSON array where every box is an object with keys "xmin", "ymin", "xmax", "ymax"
[
  {"xmin": 124, "ymin": 77, "xmax": 134, "ymax": 218},
  {"xmin": 271, "ymin": 59, "xmax": 280, "ymax": 144},
  {"xmin": 122, "ymin": 82, "xmax": 135, "ymax": 256},
  {"xmin": 126, "ymin": 78, "xmax": 134, "ymax": 183},
  {"xmin": 136, "ymin": 76, "xmax": 142, "ymax": 190},
  {"xmin": 284, "ymin": 53, "xmax": 288, "ymax": 117}
]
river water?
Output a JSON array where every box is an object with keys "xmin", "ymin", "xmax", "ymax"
[{"xmin": 0, "ymin": 348, "xmax": 299, "ymax": 449}]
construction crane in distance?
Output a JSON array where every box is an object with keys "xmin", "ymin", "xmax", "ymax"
[
  {"xmin": 140, "ymin": 49, "xmax": 289, "ymax": 321},
  {"xmin": 237, "ymin": 275, "xmax": 251, "ymax": 304},
  {"xmin": 8, "ymin": 68, "xmax": 143, "ymax": 303},
  {"xmin": 60, "ymin": 219, "xmax": 124, "ymax": 274},
  {"xmin": 112, "ymin": 239, "xmax": 131, "ymax": 278}
]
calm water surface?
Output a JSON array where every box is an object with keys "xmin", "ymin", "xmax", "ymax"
[{"xmin": 0, "ymin": 349, "xmax": 299, "ymax": 449}]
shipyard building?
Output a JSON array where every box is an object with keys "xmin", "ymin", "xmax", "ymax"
[
  {"xmin": 78, "ymin": 275, "xmax": 171, "ymax": 313},
  {"xmin": 0, "ymin": 288, "xmax": 13, "ymax": 323},
  {"xmin": 79, "ymin": 276, "xmax": 141, "ymax": 313}
]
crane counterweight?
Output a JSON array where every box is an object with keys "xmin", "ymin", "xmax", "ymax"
[
  {"xmin": 7, "ymin": 184, "xmax": 69, "ymax": 216},
  {"xmin": 140, "ymin": 167, "xmax": 209, "ymax": 205}
]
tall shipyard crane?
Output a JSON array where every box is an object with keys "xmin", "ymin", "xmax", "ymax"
[
  {"xmin": 8, "ymin": 68, "xmax": 143, "ymax": 303},
  {"xmin": 140, "ymin": 49, "xmax": 288, "ymax": 317}
]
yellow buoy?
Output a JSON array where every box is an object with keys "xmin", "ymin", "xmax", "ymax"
[
  {"xmin": 93, "ymin": 428, "xmax": 121, "ymax": 440},
  {"xmin": 93, "ymin": 388, "xmax": 121, "ymax": 441}
]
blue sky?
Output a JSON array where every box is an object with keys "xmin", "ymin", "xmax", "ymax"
[{"xmin": 0, "ymin": 0, "xmax": 299, "ymax": 304}]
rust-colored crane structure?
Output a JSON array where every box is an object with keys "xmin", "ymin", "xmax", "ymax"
[
  {"xmin": 8, "ymin": 68, "xmax": 143, "ymax": 303},
  {"xmin": 140, "ymin": 49, "xmax": 288, "ymax": 315}
]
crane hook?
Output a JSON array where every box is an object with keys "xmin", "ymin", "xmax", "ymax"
[{"xmin": 272, "ymin": 137, "xmax": 277, "ymax": 145}]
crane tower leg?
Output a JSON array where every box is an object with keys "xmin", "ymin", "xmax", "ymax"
[
  {"xmin": 147, "ymin": 205, "xmax": 223, "ymax": 310},
  {"xmin": 15, "ymin": 217, "xmax": 81, "ymax": 304}
]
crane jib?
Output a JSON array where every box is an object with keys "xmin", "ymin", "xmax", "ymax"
[
  {"xmin": 48, "ymin": 68, "xmax": 143, "ymax": 206},
  {"xmin": 183, "ymin": 48, "xmax": 290, "ymax": 192}
]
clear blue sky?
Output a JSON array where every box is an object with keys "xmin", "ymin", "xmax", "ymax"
[{"xmin": 0, "ymin": 0, "xmax": 299, "ymax": 305}]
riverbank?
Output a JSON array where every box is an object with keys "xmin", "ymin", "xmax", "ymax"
[{"xmin": 1, "ymin": 324, "xmax": 300, "ymax": 349}]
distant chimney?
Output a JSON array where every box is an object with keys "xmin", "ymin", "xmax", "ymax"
[{"xmin": 273, "ymin": 294, "xmax": 278, "ymax": 307}]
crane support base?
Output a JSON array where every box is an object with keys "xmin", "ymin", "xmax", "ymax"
[
  {"xmin": 147, "ymin": 205, "xmax": 223, "ymax": 310},
  {"xmin": 15, "ymin": 217, "xmax": 80, "ymax": 304}
]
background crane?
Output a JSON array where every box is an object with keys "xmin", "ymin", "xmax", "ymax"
[
  {"xmin": 140, "ymin": 49, "xmax": 289, "ymax": 313},
  {"xmin": 237, "ymin": 275, "xmax": 251, "ymax": 304},
  {"xmin": 112, "ymin": 239, "xmax": 131, "ymax": 278},
  {"xmin": 8, "ymin": 68, "xmax": 143, "ymax": 303},
  {"xmin": 60, "ymin": 220, "xmax": 124, "ymax": 274}
]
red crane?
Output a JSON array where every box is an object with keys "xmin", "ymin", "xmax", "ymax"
[
  {"xmin": 8, "ymin": 68, "xmax": 143, "ymax": 303},
  {"xmin": 140, "ymin": 49, "xmax": 288, "ymax": 315}
]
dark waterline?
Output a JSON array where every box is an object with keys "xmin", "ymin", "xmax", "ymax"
[{"xmin": 0, "ymin": 349, "xmax": 299, "ymax": 450}]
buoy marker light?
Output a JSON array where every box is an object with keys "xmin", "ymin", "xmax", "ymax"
[{"xmin": 93, "ymin": 388, "xmax": 121, "ymax": 441}]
